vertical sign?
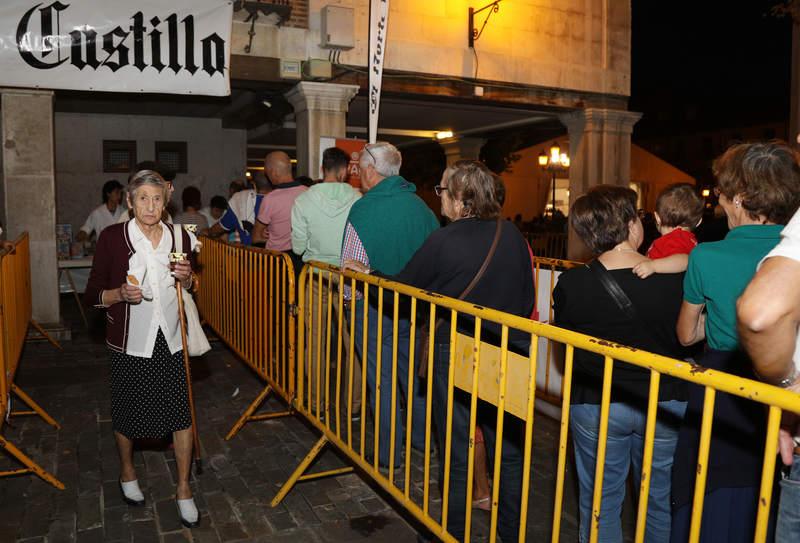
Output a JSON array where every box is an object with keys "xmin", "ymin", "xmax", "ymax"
[{"xmin": 368, "ymin": 0, "xmax": 389, "ymax": 144}]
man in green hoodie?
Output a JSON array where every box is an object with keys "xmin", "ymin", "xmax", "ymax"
[
  {"xmin": 292, "ymin": 147, "xmax": 362, "ymax": 417},
  {"xmin": 341, "ymin": 142, "xmax": 439, "ymax": 468}
]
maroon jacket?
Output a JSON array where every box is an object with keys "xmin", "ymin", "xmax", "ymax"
[{"xmin": 84, "ymin": 221, "xmax": 192, "ymax": 353}]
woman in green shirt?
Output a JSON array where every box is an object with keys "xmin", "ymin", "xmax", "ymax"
[{"xmin": 672, "ymin": 141, "xmax": 800, "ymax": 542}]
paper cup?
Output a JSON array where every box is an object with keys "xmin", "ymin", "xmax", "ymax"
[
  {"xmin": 126, "ymin": 267, "xmax": 152, "ymax": 301},
  {"xmin": 126, "ymin": 266, "xmax": 145, "ymax": 287}
]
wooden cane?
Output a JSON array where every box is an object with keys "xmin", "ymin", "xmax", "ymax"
[{"xmin": 175, "ymin": 274, "xmax": 203, "ymax": 474}]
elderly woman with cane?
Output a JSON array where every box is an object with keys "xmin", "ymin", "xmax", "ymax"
[{"xmin": 85, "ymin": 169, "xmax": 201, "ymax": 528}]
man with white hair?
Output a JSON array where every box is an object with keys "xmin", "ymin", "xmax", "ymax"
[{"xmin": 341, "ymin": 142, "xmax": 439, "ymax": 469}]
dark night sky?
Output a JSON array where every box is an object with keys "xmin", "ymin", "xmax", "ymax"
[{"xmin": 630, "ymin": 1, "xmax": 793, "ymax": 139}]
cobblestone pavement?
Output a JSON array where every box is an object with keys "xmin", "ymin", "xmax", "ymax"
[{"xmin": 0, "ymin": 301, "xmax": 600, "ymax": 542}]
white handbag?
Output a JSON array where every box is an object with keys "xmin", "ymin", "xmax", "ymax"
[
  {"xmin": 174, "ymin": 225, "xmax": 211, "ymax": 357},
  {"xmin": 182, "ymin": 289, "xmax": 211, "ymax": 357}
]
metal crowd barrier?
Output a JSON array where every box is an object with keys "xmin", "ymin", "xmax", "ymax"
[
  {"xmin": 198, "ymin": 242, "xmax": 799, "ymax": 542},
  {"xmin": 526, "ymin": 232, "xmax": 568, "ymax": 260},
  {"xmin": 275, "ymin": 260, "xmax": 800, "ymax": 543},
  {"xmin": 195, "ymin": 237, "xmax": 296, "ymax": 439},
  {"xmin": 529, "ymin": 256, "xmax": 582, "ymax": 414},
  {"xmin": 0, "ymin": 233, "xmax": 63, "ymax": 489}
]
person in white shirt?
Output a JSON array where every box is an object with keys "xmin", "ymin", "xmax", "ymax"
[
  {"xmin": 208, "ymin": 176, "xmax": 271, "ymax": 245},
  {"xmin": 84, "ymin": 170, "xmax": 200, "ymax": 528},
  {"xmin": 738, "ymin": 206, "xmax": 800, "ymax": 543},
  {"xmin": 77, "ymin": 180, "xmax": 125, "ymax": 241},
  {"xmin": 199, "ymin": 195, "xmax": 227, "ymax": 228}
]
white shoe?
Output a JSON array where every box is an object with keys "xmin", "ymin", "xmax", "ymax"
[
  {"xmin": 119, "ymin": 479, "xmax": 145, "ymax": 506},
  {"xmin": 176, "ymin": 497, "xmax": 200, "ymax": 528}
]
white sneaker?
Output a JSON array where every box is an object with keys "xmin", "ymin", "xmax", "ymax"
[
  {"xmin": 176, "ymin": 497, "xmax": 200, "ymax": 528},
  {"xmin": 119, "ymin": 479, "xmax": 145, "ymax": 506}
]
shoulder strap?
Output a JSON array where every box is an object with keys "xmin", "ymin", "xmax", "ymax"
[
  {"xmin": 166, "ymin": 223, "xmax": 183, "ymax": 254},
  {"xmin": 176, "ymin": 224, "xmax": 184, "ymax": 254},
  {"xmin": 458, "ymin": 218, "xmax": 504, "ymax": 300},
  {"xmin": 587, "ymin": 259, "xmax": 637, "ymax": 321}
]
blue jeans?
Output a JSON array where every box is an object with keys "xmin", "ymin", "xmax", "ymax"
[
  {"xmin": 351, "ymin": 299, "xmax": 427, "ymax": 466},
  {"xmin": 777, "ymin": 454, "xmax": 800, "ymax": 543},
  {"xmin": 570, "ymin": 400, "xmax": 687, "ymax": 543}
]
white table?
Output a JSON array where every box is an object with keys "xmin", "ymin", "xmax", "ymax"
[{"xmin": 58, "ymin": 257, "xmax": 93, "ymax": 328}]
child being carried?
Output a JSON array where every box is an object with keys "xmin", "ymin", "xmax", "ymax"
[{"xmin": 633, "ymin": 183, "xmax": 704, "ymax": 278}]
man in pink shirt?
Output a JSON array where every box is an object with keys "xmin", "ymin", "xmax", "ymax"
[{"xmin": 256, "ymin": 151, "xmax": 307, "ymax": 253}]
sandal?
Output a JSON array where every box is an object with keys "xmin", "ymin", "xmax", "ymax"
[{"xmin": 472, "ymin": 496, "xmax": 491, "ymax": 511}]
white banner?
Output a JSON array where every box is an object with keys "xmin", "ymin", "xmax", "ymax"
[
  {"xmin": 368, "ymin": 0, "xmax": 389, "ymax": 144},
  {"xmin": 0, "ymin": 0, "xmax": 232, "ymax": 96}
]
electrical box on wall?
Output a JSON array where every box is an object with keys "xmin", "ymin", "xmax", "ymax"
[
  {"xmin": 320, "ymin": 5, "xmax": 355, "ymax": 50},
  {"xmin": 280, "ymin": 59, "xmax": 302, "ymax": 80},
  {"xmin": 304, "ymin": 59, "xmax": 332, "ymax": 79}
]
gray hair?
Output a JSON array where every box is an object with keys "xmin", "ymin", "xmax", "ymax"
[
  {"xmin": 128, "ymin": 169, "xmax": 167, "ymax": 199},
  {"xmin": 359, "ymin": 142, "xmax": 401, "ymax": 177}
]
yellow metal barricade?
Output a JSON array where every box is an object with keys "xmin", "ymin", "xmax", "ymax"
[
  {"xmin": 0, "ymin": 233, "xmax": 63, "ymax": 489},
  {"xmin": 526, "ymin": 232, "xmax": 568, "ymax": 260},
  {"xmin": 195, "ymin": 237, "xmax": 297, "ymax": 439},
  {"xmin": 273, "ymin": 260, "xmax": 800, "ymax": 543},
  {"xmin": 530, "ymin": 256, "xmax": 582, "ymax": 408}
]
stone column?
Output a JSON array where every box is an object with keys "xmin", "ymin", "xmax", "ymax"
[
  {"xmin": 285, "ymin": 82, "xmax": 359, "ymax": 178},
  {"xmin": 559, "ymin": 108, "xmax": 642, "ymax": 261},
  {"xmin": 1, "ymin": 89, "xmax": 60, "ymax": 324},
  {"xmin": 438, "ymin": 137, "xmax": 486, "ymax": 166}
]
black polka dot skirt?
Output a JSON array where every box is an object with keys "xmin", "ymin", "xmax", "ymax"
[{"xmin": 109, "ymin": 329, "xmax": 192, "ymax": 439}]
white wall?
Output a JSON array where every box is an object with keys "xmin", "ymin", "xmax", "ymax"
[
  {"xmin": 233, "ymin": 0, "xmax": 630, "ymax": 97},
  {"xmin": 55, "ymin": 113, "xmax": 246, "ymax": 233}
]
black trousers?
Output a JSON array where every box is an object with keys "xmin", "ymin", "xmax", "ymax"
[{"xmin": 430, "ymin": 341, "xmax": 524, "ymax": 542}]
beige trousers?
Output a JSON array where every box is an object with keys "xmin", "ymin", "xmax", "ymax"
[{"xmin": 305, "ymin": 273, "xmax": 362, "ymax": 417}]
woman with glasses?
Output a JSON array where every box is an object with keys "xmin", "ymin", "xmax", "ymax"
[
  {"xmin": 346, "ymin": 160, "xmax": 534, "ymax": 542},
  {"xmin": 671, "ymin": 141, "xmax": 800, "ymax": 542}
]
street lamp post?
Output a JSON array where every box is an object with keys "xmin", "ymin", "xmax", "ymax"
[{"xmin": 538, "ymin": 143, "xmax": 570, "ymax": 219}]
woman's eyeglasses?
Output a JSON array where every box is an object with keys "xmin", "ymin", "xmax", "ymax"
[{"xmin": 434, "ymin": 185, "xmax": 449, "ymax": 197}]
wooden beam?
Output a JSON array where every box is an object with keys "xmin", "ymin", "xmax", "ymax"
[
  {"xmin": 231, "ymin": 55, "xmax": 283, "ymax": 83},
  {"xmin": 330, "ymin": 68, "xmax": 628, "ymax": 112},
  {"xmin": 230, "ymin": 54, "xmax": 628, "ymax": 114}
]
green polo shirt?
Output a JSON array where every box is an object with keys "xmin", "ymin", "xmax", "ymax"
[{"xmin": 684, "ymin": 224, "xmax": 783, "ymax": 351}]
